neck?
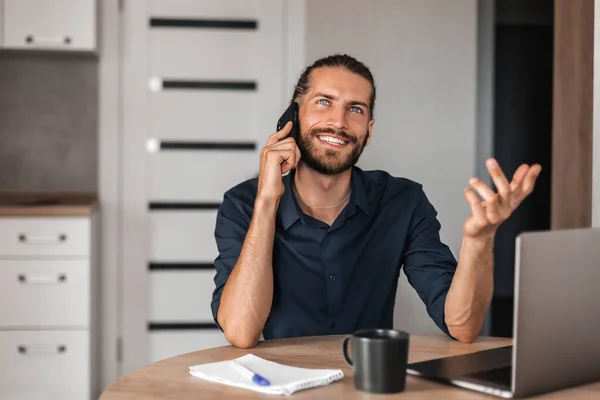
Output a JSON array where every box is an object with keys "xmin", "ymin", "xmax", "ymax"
[{"xmin": 293, "ymin": 162, "xmax": 352, "ymax": 209}]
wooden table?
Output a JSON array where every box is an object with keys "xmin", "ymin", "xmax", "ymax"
[{"xmin": 100, "ymin": 334, "xmax": 600, "ymax": 399}]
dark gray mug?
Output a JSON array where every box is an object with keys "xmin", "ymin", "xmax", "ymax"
[{"xmin": 342, "ymin": 329, "xmax": 410, "ymax": 393}]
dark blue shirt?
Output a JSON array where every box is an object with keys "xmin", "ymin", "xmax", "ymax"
[{"xmin": 211, "ymin": 167, "xmax": 457, "ymax": 339}]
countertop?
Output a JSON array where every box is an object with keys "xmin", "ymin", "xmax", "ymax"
[{"xmin": 0, "ymin": 193, "xmax": 97, "ymax": 216}]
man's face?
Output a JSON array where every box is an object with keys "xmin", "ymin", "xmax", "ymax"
[{"xmin": 297, "ymin": 67, "xmax": 375, "ymax": 175}]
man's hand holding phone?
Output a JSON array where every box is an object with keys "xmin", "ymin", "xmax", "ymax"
[
  {"xmin": 219, "ymin": 115, "xmax": 300, "ymax": 349},
  {"xmin": 256, "ymin": 121, "xmax": 301, "ymax": 201}
]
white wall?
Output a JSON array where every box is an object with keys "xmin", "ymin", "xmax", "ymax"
[{"xmin": 304, "ymin": 0, "xmax": 478, "ymax": 334}]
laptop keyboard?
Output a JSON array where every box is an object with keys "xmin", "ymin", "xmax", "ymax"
[{"xmin": 464, "ymin": 365, "xmax": 512, "ymax": 388}]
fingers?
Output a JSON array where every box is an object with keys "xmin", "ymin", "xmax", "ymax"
[
  {"xmin": 510, "ymin": 164, "xmax": 530, "ymax": 193},
  {"xmin": 486, "ymin": 158, "xmax": 510, "ymax": 197},
  {"xmin": 469, "ymin": 174, "xmax": 504, "ymax": 223},
  {"xmin": 465, "ymin": 161, "xmax": 542, "ymax": 237},
  {"xmin": 464, "ymin": 188, "xmax": 487, "ymax": 224},
  {"xmin": 469, "ymin": 177, "xmax": 497, "ymax": 202},
  {"xmin": 265, "ymin": 137, "xmax": 300, "ymax": 167},
  {"xmin": 519, "ymin": 164, "xmax": 541, "ymax": 198},
  {"xmin": 510, "ymin": 164, "xmax": 541, "ymax": 203},
  {"xmin": 262, "ymin": 148, "xmax": 297, "ymax": 174},
  {"xmin": 266, "ymin": 121, "xmax": 293, "ymax": 146},
  {"xmin": 279, "ymin": 149, "xmax": 298, "ymax": 174},
  {"xmin": 266, "ymin": 137, "xmax": 296, "ymax": 150},
  {"xmin": 261, "ymin": 125, "xmax": 301, "ymax": 176}
]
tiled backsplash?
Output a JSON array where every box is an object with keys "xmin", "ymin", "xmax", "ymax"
[{"xmin": 0, "ymin": 52, "xmax": 98, "ymax": 192}]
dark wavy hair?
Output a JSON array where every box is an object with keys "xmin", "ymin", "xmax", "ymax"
[{"xmin": 291, "ymin": 54, "xmax": 376, "ymax": 119}]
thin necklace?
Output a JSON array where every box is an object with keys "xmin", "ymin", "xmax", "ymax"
[{"xmin": 292, "ymin": 180, "xmax": 351, "ymax": 209}]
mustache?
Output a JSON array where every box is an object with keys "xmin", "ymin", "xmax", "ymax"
[{"xmin": 309, "ymin": 127, "xmax": 357, "ymax": 144}]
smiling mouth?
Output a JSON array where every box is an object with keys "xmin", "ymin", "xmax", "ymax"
[{"xmin": 317, "ymin": 135, "xmax": 349, "ymax": 147}]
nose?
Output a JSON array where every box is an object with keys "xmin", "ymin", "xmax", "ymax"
[{"xmin": 326, "ymin": 105, "xmax": 348, "ymax": 131}]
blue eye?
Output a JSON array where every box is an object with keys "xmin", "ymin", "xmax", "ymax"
[
  {"xmin": 317, "ymin": 99, "xmax": 330, "ymax": 106},
  {"xmin": 350, "ymin": 106, "xmax": 363, "ymax": 114}
]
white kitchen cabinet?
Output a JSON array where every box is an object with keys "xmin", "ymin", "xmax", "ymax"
[
  {"xmin": 0, "ymin": 212, "xmax": 98, "ymax": 399},
  {"xmin": 0, "ymin": 217, "xmax": 91, "ymax": 256},
  {"xmin": 0, "ymin": 259, "xmax": 90, "ymax": 327},
  {"xmin": 1, "ymin": 0, "xmax": 96, "ymax": 51},
  {"xmin": 0, "ymin": 330, "xmax": 90, "ymax": 399}
]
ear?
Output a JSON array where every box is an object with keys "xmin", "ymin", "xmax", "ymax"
[{"xmin": 365, "ymin": 119, "xmax": 375, "ymax": 146}]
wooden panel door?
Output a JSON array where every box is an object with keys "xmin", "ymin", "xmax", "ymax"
[{"xmin": 120, "ymin": 0, "xmax": 290, "ymax": 374}]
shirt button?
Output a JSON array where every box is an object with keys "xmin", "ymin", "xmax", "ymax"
[
  {"xmin": 329, "ymin": 274, "xmax": 336, "ymax": 281},
  {"xmin": 330, "ymin": 321, "xmax": 336, "ymax": 328}
]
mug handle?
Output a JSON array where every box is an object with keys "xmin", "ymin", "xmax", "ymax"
[{"xmin": 342, "ymin": 335, "xmax": 353, "ymax": 367}]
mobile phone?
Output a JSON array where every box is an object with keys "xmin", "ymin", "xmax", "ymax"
[{"xmin": 277, "ymin": 102, "xmax": 300, "ymax": 142}]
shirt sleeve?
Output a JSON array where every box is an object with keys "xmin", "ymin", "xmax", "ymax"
[
  {"xmin": 401, "ymin": 187, "xmax": 458, "ymax": 338},
  {"xmin": 210, "ymin": 191, "xmax": 251, "ymax": 330}
]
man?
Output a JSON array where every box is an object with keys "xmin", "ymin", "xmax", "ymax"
[{"xmin": 211, "ymin": 54, "xmax": 541, "ymax": 348}]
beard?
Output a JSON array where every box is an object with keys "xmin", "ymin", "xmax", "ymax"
[{"xmin": 296, "ymin": 125, "xmax": 369, "ymax": 175}]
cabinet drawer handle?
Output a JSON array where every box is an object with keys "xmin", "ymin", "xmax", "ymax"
[
  {"xmin": 18, "ymin": 274, "xmax": 67, "ymax": 284},
  {"xmin": 18, "ymin": 234, "xmax": 67, "ymax": 244},
  {"xmin": 25, "ymin": 35, "xmax": 71, "ymax": 45},
  {"xmin": 18, "ymin": 345, "xmax": 67, "ymax": 355}
]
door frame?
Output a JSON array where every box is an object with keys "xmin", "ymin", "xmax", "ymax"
[
  {"xmin": 98, "ymin": 0, "xmax": 123, "ymax": 390},
  {"xmin": 594, "ymin": 0, "xmax": 600, "ymax": 228},
  {"xmin": 552, "ymin": 0, "xmax": 596, "ymax": 229}
]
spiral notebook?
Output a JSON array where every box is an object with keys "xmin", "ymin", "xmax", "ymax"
[{"xmin": 188, "ymin": 354, "xmax": 344, "ymax": 396}]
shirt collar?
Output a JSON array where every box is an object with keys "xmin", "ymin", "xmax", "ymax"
[
  {"xmin": 279, "ymin": 171, "xmax": 301, "ymax": 231},
  {"xmin": 351, "ymin": 166, "xmax": 371, "ymax": 216},
  {"xmin": 278, "ymin": 167, "xmax": 372, "ymax": 231}
]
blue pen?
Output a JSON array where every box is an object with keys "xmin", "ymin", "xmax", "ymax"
[{"xmin": 232, "ymin": 359, "xmax": 271, "ymax": 386}]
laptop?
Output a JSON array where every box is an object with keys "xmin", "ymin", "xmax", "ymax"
[{"xmin": 407, "ymin": 227, "xmax": 600, "ymax": 398}]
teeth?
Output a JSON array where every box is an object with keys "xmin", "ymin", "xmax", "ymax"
[{"xmin": 319, "ymin": 136, "xmax": 346, "ymax": 145}]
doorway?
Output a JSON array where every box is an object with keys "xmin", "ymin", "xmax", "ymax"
[{"xmin": 490, "ymin": 0, "xmax": 554, "ymax": 337}]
